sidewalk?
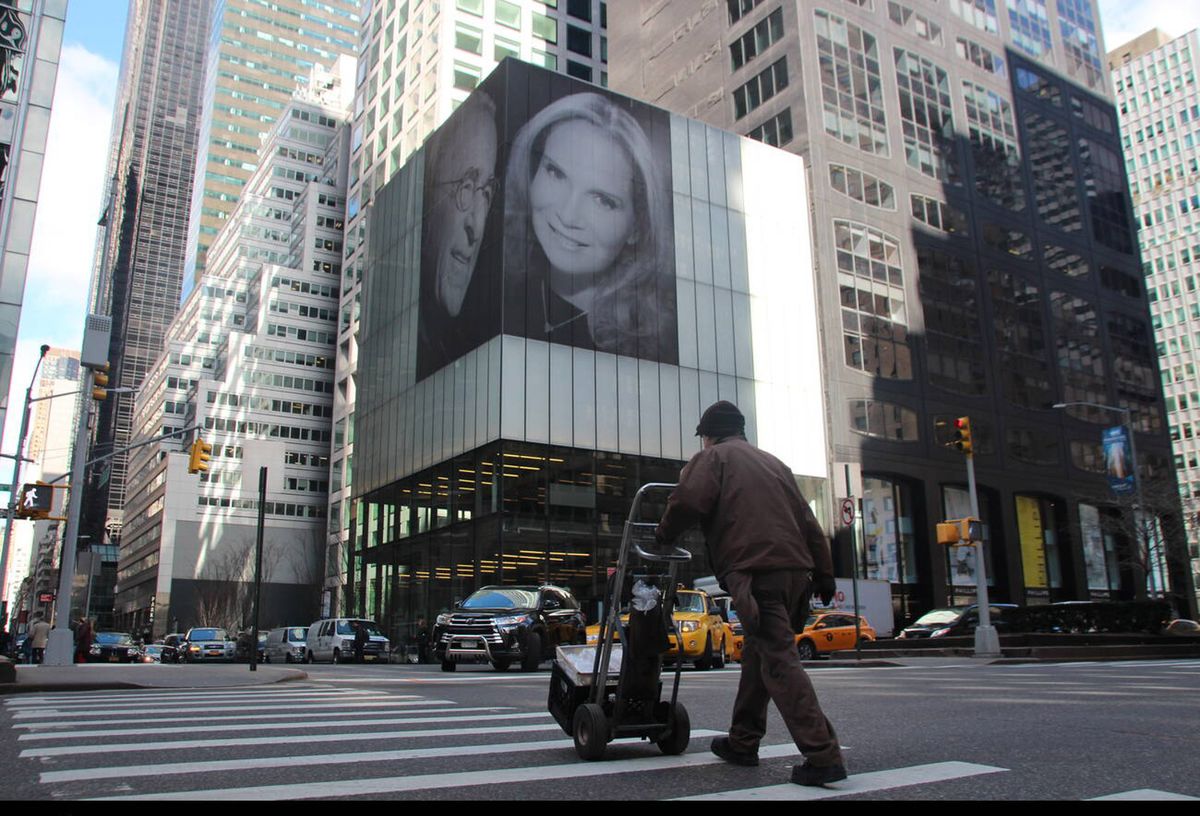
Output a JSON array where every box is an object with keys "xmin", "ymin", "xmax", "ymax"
[{"xmin": 0, "ymin": 661, "xmax": 307, "ymax": 694}]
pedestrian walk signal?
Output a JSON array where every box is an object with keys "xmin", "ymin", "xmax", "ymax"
[
  {"xmin": 188, "ymin": 438, "xmax": 213, "ymax": 474},
  {"xmin": 16, "ymin": 482, "xmax": 53, "ymax": 519}
]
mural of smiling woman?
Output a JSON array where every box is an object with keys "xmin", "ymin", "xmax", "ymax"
[{"xmin": 504, "ymin": 91, "xmax": 677, "ymax": 363}]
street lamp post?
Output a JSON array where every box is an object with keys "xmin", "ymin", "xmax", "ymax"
[{"xmin": 0, "ymin": 344, "xmax": 50, "ymax": 626}]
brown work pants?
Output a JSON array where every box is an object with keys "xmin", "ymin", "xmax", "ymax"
[{"xmin": 726, "ymin": 570, "xmax": 843, "ymax": 766}]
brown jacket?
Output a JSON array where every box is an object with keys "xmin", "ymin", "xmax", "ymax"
[{"xmin": 657, "ymin": 437, "xmax": 833, "ymax": 582}]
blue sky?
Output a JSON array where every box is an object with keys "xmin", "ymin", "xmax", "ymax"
[{"xmin": 4, "ymin": 0, "xmax": 1200, "ymax": 455}]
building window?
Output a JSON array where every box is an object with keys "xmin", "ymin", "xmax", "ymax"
[
  {"xmin": 1042, "ymin": 244, "xmax": 1090, "ymax": 279},
  {"xmin": 980, "ymin": 223, "xmax": 1034, "ymax": 261},
  {"xmin": 895, "ymin": 48, "xmax": 957, "ymax": 180},
  {"xmin": 918, "ymin": 245, "xmax": 986, "ymax": 395},
  {"xmin": 963, "ymin": 81, "xmax": 1023, "ymax": 210},
  {"xmin": 1079, "ymin": 137, "xmax": 1134, "ymax": 254},
  {"xmin": 887, "ymin": 1, "xmax": 941, "ymax": 45},
  {"xmin": 495, "ymin": 36, "xmax": 520, "ymax": 62},
  {"xmin": 1015, "ymin": 65, "xmax": 1062, "ymax": 106},
  {"xmin": 567, "ymin": 24, "xmax": 592, "ymax": 57},
  {"xmin": 1058, "ymin": 0, "xmax": 1104, "ymax": 90},
  {"xmin": 989, "ymin": 270, "xmax": 1052, "ymax": 409},
  {"xmin": 732, "ymin": 57, "xmax": 787, "ymax": 120},
  {"xmin": 861, "ymin": 477, "xmax": 920, "ymax": 597},
  {"xmin": 566, "ymin": 60, "xmax": 592, "ymax": 82},
  {"xmin": 727, "ymin": 0, "xmax": 765, "ymax": 24},
  {"xmin": 567, "ymin": 0, "xmax": 591, "ymax": 21},
  {"xmin": 850, "ymin": 401, "xmax": 918, "ymax": 441},
  {"xmin": 814, "ymin": 10, "xmax": 888, "ymax": 155},
  {"xmin": 835, "ymin": 220, "xmax": 911, "ymax": 380},
  {"xmin": 948, "ymin": 0, "xmax": 998, "ymax": 34},
  {"xmin": 748, "ymin": 109, "xmax": 793, "ymax": 147},
  {"xmin": 730, "ymin": 7, "xmax": 783, "ymax": 71},
  {"xmin": 830, "ymin": 163, "xmax": 896, "ymax": 209},
  {"xmin": 1025, "ymin": 112, "xmax": 1082, "ymax": 232},
  {"xmin": 910, "ymin": 194, "xmax": 967, "ymax": 235},
  {"xmin": 532, "ymin": 10, "xmax": 557, "ymax": 42},
  {"xmin": 1050, "ymin": 290, "xmax": 1108, "ymax": 424},
  {"xmin": 455, "ymin": 22, "xmax": 483, "ymax": 55},
  {"xmin": 955, "ymin": 37, "xmax": 1006, "ymax": 77},
  {"xmin": 496, "ymin": 0, "xmax": 523, "ymax": 30},
  {"xmin": 1007, "ymin": 0, "xmax": 1053, "ymax": 58}
]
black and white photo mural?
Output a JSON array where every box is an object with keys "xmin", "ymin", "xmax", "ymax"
[{"xmin": 416, "ymin": 64, "xmax": 676, "ymax": 379}]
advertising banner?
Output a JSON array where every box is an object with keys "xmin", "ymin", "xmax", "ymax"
[
  {"xmin": 1016, "ymin": 495, "xmax": 1048, "ymax": 589},
  {"xmin": 1102, "ymin": 425, "xmax": 1135, "ymax": 496},
  {"xmin": 416, "ymin": 64, "xmax": 676, "ymax": 380}
]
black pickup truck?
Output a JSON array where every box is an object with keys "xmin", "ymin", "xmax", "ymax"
[{"xmin": 434, "ymin": 585, "xmax": 586, "ymax": 672}]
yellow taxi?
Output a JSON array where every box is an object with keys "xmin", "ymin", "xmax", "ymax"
[
  {"xmin": 585, "ymin": 589, "xmax": 732, "ymax": 670},
  {"xmin": 795, "ymin": 612, "xmax": 876, "ymax": 660}
]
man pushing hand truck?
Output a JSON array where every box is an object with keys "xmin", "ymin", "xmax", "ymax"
[{"xmin": 656, "ymin": 400, "xmax": 848, "ymax": 787}]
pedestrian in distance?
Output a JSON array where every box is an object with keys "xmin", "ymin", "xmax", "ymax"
[
  {"xmin": 28, "ymin": 613, "xmax": 52, "ymax": 666},
  {"xmin": 656, "ymin": 400, "xmax": 848, "ymax": 787},
  {"xmin": 414, "ymin": 617, "xmax": 430, "ymax": 664},
  {"xmin": 353, "ymin": 620, "xmax": 367, "ymax": 664},
  {"xmin": 74, "ymin": 616, "xmax": 93, "ymax": 664}
]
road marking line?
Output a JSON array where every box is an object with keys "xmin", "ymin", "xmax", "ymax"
[
  {"xmin": 11, "ymin": 698, "xmax": 453, "ymax": 721},
  {"xmin": 21, "ymin": 722, "xmax": 566, "ymax": 758},
  {"xmin": 674, "ymin": 761, "xmax": 1009, "ymax": 800},
  {"xmin": 10, "ymin": 695, "xmax": 413, "ymax": 718},
  {"xmin": 42, "ymin": 731, "xmax": 725, "ymax": 784},
  {"xmin": 18, "ymin": 710, "xmax": 552, "ymax": 741},
  {"xmin": 1089, "ymin": 789, "xmax": 1200, "ymax": 801},
  {"xmin": 12, "ymin": 701, "xmax": 468, "ymax": 730},
  {"xmin": 90, "ymin": 739, "xmax": 796, "ymax": 800},
  {"xmin": 3, "ymin": 688, "xmax": 372, "ymax": 706}
]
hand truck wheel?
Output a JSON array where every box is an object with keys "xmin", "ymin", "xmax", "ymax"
[{"xmin": 573, "ymin": 702, "xmax": 610, "ymax": 761}]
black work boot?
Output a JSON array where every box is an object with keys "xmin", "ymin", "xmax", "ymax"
[
  {"xmin": 710, "ymin": 736, "xmax": 760, "ymax": 767},
  {"xmin": 791, "ymin": 761, "xmax": 848, "ymax": 787}
]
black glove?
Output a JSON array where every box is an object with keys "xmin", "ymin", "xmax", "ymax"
[{"xmin": 814, "ymin": 574, "xmax": 837, "ymax": 607}]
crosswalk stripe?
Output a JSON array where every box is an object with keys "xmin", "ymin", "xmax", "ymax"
[
  {"xmin": 674, "ymin": 761, "xmax": 1008, "ymax": 800},
  {"xmin": 11, "ymin": 700, "xmax": 468, "ymax": 730},
  {"xmin": 18, "ymin": 710, "xmax": 554, "ymax": 741},
  {"xmin": 1088, "ymin": 789, "xmax": 1199, "ymax": 801},
  {"xmin": 10, "ymin": 695, "xmax": 414, "ymax": 718},
  {"xmin": 3, "ymin": 688, "xmax": 366, "ymax": 706},
  {"xmin": 3, "ymin": 691, "xmax": 388, "ymax": 710},
  {"xmin": 20, "ymin": 722, "xmax": 566, "ymax": 758},
  {"xmin": 90, "ymin": 740, "xmax": 800, "ymax": 800},
  {"xmin": 41, "ymin": 731, "xmax": 723, "ymax": 784},
  {"xmin": 11, "ymin": 698, "xmax": 457, "ymax": 723}
]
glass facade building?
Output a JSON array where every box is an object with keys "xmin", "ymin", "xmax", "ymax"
[
  {"xmin": 348, "ymin": 59, "xmax": 827, "ymax": 631},
  {"xmin": 607, "ymin": 0, "xmax": 1197, "ymax": 621}
]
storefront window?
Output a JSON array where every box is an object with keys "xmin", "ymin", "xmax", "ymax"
[
  {"xmin": 941, "ymin": 486, "xmax": 997, "ymax": 600},
  {"xmin": 1015, "ymin": 494, "xmax": 1065, "ymax": 602},
  {"xmin": 862, "ymin": 477, "xmax": 918, "ymax": 585}
]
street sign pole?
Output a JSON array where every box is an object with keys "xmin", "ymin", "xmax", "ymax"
[
  {"xmin": 843, "ymin": 465, "xmax": 862, "ymax": 660},
  {"xmin": 250, "ymin": 467, "xmax": 266, "ymax": 672},
  {"xmin": 965, "ymin": 454, "xmax": 1000, "ymax": 658}
]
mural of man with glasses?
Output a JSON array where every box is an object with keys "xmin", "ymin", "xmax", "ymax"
[{"xmin": 417, "ymin": 91, "xmax": 500, "ymax": 379}]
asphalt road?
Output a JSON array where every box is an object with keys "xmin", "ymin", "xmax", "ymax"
[{"xmin": 2, "ymin": 658, "xmax": 1198, "ymax": 800}]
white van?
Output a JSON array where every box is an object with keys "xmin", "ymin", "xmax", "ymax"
[
  {"xmin": 264, "ymin": 626, "xmax": 309, "ymax": 663},
  {"xmin": 305, "ymin": 618, "xmax": 390, "ymax": 663}
]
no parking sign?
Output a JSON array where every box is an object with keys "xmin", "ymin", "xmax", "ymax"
[{"xmin": 839, "ymin": 498, "xmax": 855, "ymax": 527}]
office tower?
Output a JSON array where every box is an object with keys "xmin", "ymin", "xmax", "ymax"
[
  {"xmin": 607, "ymin": 0, "xmax": 1196, "ymax": 618},
  {"xmin": 182, "ymin": 0, "xmax": 363, "ymax": 286},
  {"xmin": 116, "ymin": 60, "xmax": 352, "ymax": 637},
  {"xmin": 84, "ymin": 0, "xmax": 214, "ymax": 572},
  {"xmin": 0, "ymin": 0, "xmax": 67, "ymax": 456},
  {"xmin": 326, "ymin": 0, "xmax": 609, "ymax": 618},
  {"xmin": 1108, "ymin": 28, "xmax": 1200, "ymax": 608},
  {"xmin": 3, "ymin": 348, "xmax": 78, "ymax": 628}
]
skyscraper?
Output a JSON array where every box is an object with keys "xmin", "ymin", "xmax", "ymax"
[
  {"xmin": 181, "ymin": 0, "xmax": 363, "ymax": 286},
  {"xmin": 117, "ymin": 58, "xmax": 353, "ymax": 637},
  {"xmin": 0, "ymin": 0, "xmax": 67, "ymax": 457},
  {"xmin": 1108, "ymin": 27, "xmax": 1200, "ymax": 609},
  {"xmin": 607, "ymin": 0, "xmax": 1195, "ymax": 617},
  {"xmin": 84, "ymin": 0, "xmax": 214, "ymax": 563},
  {"xmin": 325, "ymin": 0, "xmax": 610, "ymax": 617}
]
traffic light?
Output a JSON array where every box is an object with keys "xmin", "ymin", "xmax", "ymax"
[
  {"xmin": 951, "ymin": 416, "xmax": 973, "ymax": 456},
  {"xmin": 91, "ymin": 365, "xmax": 110, "ymax": 401},
  {"xmin": 15, "ymin": 482, "xmax": 53, "ymax": 519},
  {"xmin": 188, "ymin": 438, "xmax": 213, "ymax": 474},
  {"xmin": 937, "ymin": 517, "xmax": 984, "ymax": 545}
]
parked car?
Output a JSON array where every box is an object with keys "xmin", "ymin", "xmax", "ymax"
[
  {"xmin": 139, "ymin": 643, "xmax": 175, "ymax": 664},
  {"xmin": 305, "ymin": 618, "xmax": 390, "ymax": 664},
  {"xmin": 181, "ymin": 627, "xmax": 237, "ymax": 662},
  {"xmin": 584, "ymin": 588, "xmax": 731, "ymax": 670},
  {"xmin": 264, "ymin": 626, "xmax": 309, "ymax": 663},
  {"xmin": 795, "ymin": 613, "xmax": 876, "ymax": 660},
  {"xmin": 87, "ymin": 632, "xmax": 142, "ymax": 663},
  {"xmin": 435, "ymin": 585, "xmax": 586, "ymax": 672},
  {"xmin": 1165, "ymin": 618, "xmax": 1200, "ymax": 636},
  {"xmin": 897, "ymin": 604, "xmax": 1019, "ymax": 639}
]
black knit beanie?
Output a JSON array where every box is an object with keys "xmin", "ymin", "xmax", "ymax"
[{"xmin": 695, "ymin": 400, "xmax": 745, "ymax": 438}]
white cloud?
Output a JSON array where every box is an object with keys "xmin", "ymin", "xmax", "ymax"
[
  {"xmin": 1099, "ymin": 0, "xmax": 1200, "ymax": 52},
  {"xmin": 3, "ymin": 44, "xmax": 117, "ymax": 454}
]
